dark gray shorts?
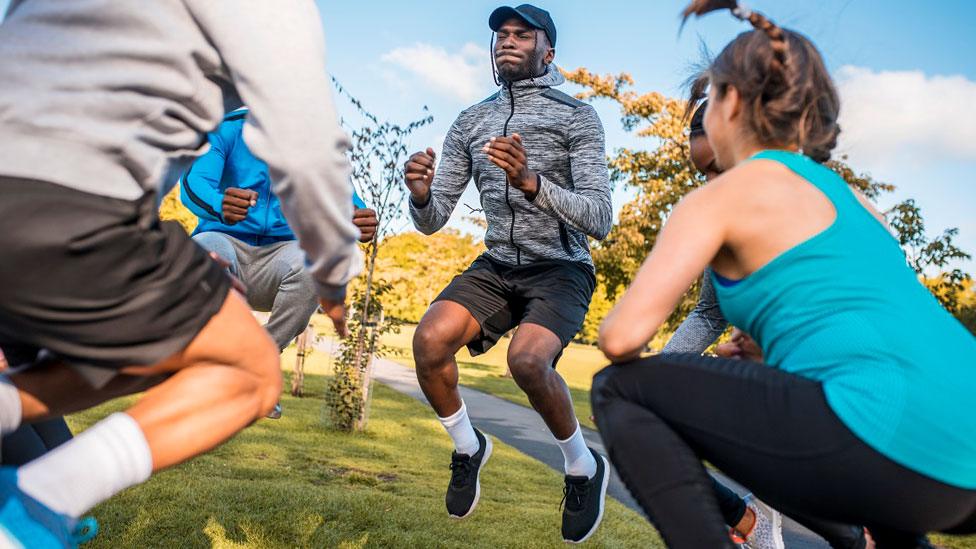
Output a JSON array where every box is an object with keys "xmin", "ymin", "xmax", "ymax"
[
  {"xmin": 434, "ymin": 254, "xmax": 595, "ymax": 361},
  {"xmin": 0, "ymin": 177, "xmax": 230, "ymax": 370}
]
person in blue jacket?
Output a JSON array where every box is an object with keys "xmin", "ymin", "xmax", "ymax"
[{"xmin": 182, "ymin": 108, "xmax": 377, "ymax": 411}]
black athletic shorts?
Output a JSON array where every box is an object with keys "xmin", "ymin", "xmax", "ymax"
[
  {"xmin": 434, "ymin": 254, "xmax": 596, "ymax": 360},
  {"xmin": 0, "ymin": 177, "xmax": 231, "ymax": 370}
]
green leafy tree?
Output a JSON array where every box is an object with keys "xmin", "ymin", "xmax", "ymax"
[
  {"xmin": 373, "ymin": 230, "xmax": 485, "ymax": 323},
  {"xmin": 887, "ymin": 199, "xmax": 973, "ymax": 314}
]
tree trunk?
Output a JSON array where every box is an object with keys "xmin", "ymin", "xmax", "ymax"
[
  {"xmin": 356, "ymin": 310, "xmax": 383, "ymax": 431},
  {"xmin": 354, "ymin": 240, "xmax": 381, "ymax": 431},
  {"xmin": 291, "ymin": 325, "xmax": 313, "ymax": 397}
]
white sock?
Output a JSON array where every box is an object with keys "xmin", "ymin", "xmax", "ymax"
[
  {"xmin": 0, "ymin": 376, "xmax": 22, "ymax": 436},
  {"xmin": 18, "ymin": 413, "xmax": 153, "ymax": 518},
  {"xmin": 556, "ymin": 423, "xmax": 597, "ymax": 478},
  {"xmin": 438, "ymin": 401, "xmax": 480, "ymax": 456}
]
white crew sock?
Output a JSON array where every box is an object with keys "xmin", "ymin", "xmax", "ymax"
[
  {"xmin": 18, "ymin": 412, "xmax": 153, "ymax": 518},
  {"xmin": 556, "ymin": 423, "xmax": 597, "ymax": 478},
  {"xmin": 438, "ymin": 401, "xmax": 480, "ymax": 456},
  {"xmin": 0, "ymin": 376, "xmax": 22, "ymax": 436}
]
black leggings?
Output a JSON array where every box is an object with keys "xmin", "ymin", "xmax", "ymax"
[
  {"xmin": 591, "ymin": 354, "xmax": 976, "ymax": 549},
  {"xmin": 1, "ymin": 418, "xmax": 73, "ymax": 466}
]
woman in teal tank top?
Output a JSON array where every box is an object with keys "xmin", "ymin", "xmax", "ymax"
[{"xmin": 591, "ymin": 2, "xmax": 976, "ymax": 548}]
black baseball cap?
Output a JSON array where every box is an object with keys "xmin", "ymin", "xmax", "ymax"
[{"xmin": 489, "ymin": 4, "xmax": 556, "ymax": 47}]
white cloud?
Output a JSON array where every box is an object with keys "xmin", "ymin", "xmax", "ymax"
[
  {"xmin": 835, "ymin": 66, "xmax": 976, "ymax": 167},
  {"xmin": 381, "ymin": 42, "xmax": 492, "ymax": 103}
]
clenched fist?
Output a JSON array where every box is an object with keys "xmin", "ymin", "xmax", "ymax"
[
  {"xmin": 222, "ymin": 188, "xmax": 257, "ymax": 225},
  {"xmin": 483, "ymin": 133, "xmax": 538, "ymax": 199},
  {"xmin": 404, "ymin": 148, "xmax": 436, "ymax": 203},
  {"xmin": 353, "ymin": 207, "xmax": 378, "ymax": 242}
]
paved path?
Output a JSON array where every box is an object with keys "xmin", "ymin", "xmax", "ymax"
[{"xmin": 315, "ymin": 340, "xmax": 827, "ymax": 548}]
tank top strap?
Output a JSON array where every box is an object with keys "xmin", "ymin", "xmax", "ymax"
[{"xmin": 749, "ymin": 150, "xmax": 859, "ymax": 218}]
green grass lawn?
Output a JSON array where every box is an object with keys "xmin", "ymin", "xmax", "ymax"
[{"xmin": 67, "ymin": 353, "xmax": 660, "ymax": 548}]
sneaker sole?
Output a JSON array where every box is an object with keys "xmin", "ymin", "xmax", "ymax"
[
  {"xmin": 449, "ymin": 436, "xmax": 493, "ymax": 520},
  {"xmin": 564, "ymin": 454, "xmax": 610, "ymax": 544},
  {"xmin": 770, "ymin": 508, "xmax": 785, "ymax": 549}
]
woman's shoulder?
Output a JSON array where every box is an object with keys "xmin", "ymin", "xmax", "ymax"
[{"xmin": 704, "ymin": 158, "xmax": 792, "ymax": 202}]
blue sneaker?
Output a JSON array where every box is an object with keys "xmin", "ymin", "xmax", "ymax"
[{"xmin": 0, "ymin": 468, "xmax": 98, "ymax": 548}]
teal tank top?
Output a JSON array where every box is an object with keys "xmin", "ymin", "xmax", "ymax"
[{"xmin": 712, "ymin": 150, "xmax": 976, "ymax": 489}]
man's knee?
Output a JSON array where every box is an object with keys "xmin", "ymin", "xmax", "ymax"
[
  {"xmin": 275, "ymin": 244, "xmax": 316, "ymax": 296},
  {"xmin": 277, "ymin": 243, "xmax": 309, "ymax": 276},
  {"xmin": 508, "ymin": 352, "xmax": 553, "ymax": 393},
  {"xmin": 192, "ymin": 232, "xmax": 238, "ymax": 274},
  {"xmin": 192, "ymin": 231, "xmax": 230, "ymax": 254},
  {"xmin": 413, "ymin": 319, "xmax": 462, "ymax": 369}
]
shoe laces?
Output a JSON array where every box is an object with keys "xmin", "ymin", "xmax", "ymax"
[
  {"xmin": 561, "ymin": 479, "xmax": 589, "ymax": 513},
  {"xmin": 449, "ymin": 454, "xmax": 473, "ymax": 489},
  {"xmin": 71, "ymin": 516, "xmax": 99, "ymax": 544}
]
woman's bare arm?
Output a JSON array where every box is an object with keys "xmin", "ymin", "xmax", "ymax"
[{"xmin": 599, "ymin": 182, "xmax": 729, "ymax": 362}]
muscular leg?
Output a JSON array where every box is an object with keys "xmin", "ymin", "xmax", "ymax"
[
  {"xmin": 11, "ymin": 290, "xmax": 281, "ymax": 471},
  {"xmin": 506, "ymin": 322, "xmax": 576, "ymax": 439},
  {"xmin": 412, "ymin": 301, "xmax": 481, "ymax": 417}
]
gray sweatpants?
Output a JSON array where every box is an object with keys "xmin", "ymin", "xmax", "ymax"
[{"xmin": 193, "ymin": 232, "xmax": 318, "ymax": 351}]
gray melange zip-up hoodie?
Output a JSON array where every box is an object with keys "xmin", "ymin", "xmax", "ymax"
[
  {"xmin": 409, "ymin": 67, "xmax": 612, "ymax": 269},
  {"xmin": 0, "ymin": 0, "xmax": 360, "ymax": 300}
]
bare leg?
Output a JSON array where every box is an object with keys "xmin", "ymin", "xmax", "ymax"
[
  {"xmin": 412, "ymin": 301, "xmax": 481, "ymax": 417},
  {"xmin": 10, "ymin": 291, "xmax": 281, "ymax": 471},
  {"xmin": 507, "ymin": 323, "xmax": 576, "ymax": 439}
]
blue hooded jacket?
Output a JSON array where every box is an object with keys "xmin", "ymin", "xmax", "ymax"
[{"xmin": 182, "ymin": 109, "xmax": 366, "ymax": 246}]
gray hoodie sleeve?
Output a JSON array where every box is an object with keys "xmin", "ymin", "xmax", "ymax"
[
  {"xmin": 530, "ymin": 104, "xmax": 613, "ymax": 240},
  {"xmin": 409, "ymin": 116, "xmax": 471, "ymax": 234},
  {"xmin": 184, "ymin": 0, "xmax": 361, "ymax": 301},
  {"xmin": 662, "ymin": 270, "xmax": 729, "ymax": 354}
]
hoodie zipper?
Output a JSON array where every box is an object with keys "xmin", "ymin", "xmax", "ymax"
[{"xmin": 502, "ymin": 81, "xmax": 522, "ymax": 265}]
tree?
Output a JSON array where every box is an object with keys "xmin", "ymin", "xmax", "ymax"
[
  {"xmin": 372, "ymin": 230, "xmax": 485, "ymax": 323},
  {"xmin": 562, "ymin": 67, "xmax": 717, "ymax": 335},
  {"xmin": 325, "ymin": 80, "xmax": 433, "ymax": 432},
  {"xmin": 159, "ymin": 185, "xmax": 197, "ymax": 234},
  {"xmin": 887, "ymin": 199, "xmax": 973, "ymax": 314},
  {"xmin": 955, "ymin": 279, "xmax": 976, "ymax": 335},
  {"xmin": 562, "ymin": 67, "xmax": 972, "ymax": 337}
]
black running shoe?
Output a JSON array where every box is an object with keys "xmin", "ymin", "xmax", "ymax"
[
  {"xmin": 561, "ymin": 448, "xmax": 609, "ymax": 544},
  {"xmin": 445, "ymin": 428, "xmax": 492, "ymax": 519}
]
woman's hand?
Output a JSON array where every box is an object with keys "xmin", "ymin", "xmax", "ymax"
[{"xmin": 715, "ymin": 328, "xmax": 763, "ymax": 362}]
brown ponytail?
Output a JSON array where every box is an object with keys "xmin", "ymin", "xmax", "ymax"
[{"xmin": 682, "ymin": 0, "xmax": 840, "ymax": 162}]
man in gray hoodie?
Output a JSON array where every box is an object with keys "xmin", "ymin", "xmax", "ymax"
[
  {"xmin": 0, "ymin": 1, "xmax": 360, "ymax": 545},
  {"xmin": 404, "ymin": 4, "xmax": 612, "ymax": 543}
]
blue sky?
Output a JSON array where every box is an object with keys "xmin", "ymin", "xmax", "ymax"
[
  {"xmin": 313, "ymin": 0, "xmax": 976, "ymax": 272},
  {"xmin": 2, "ymin": 1, "xmax": 974, "ymax": 270}
]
